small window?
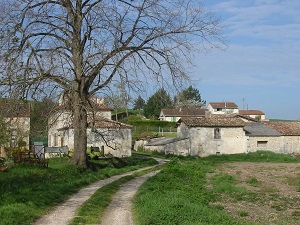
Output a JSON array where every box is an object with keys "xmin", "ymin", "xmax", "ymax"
[
  {"xmin": 257, "ymin": 141, "xmax": 267, "ymax": 148},
  {"xmin": 217, "ymin": 108, "xmax": 222, "ymax": 112},
  {"xmin": 214, "ymin": 128, "xmax": 221, "ymax": 139}
]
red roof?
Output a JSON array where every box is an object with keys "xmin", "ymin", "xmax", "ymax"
[
  {"xmin": 208, "ymin": 102, "xmax": 238, "ymax": 109},
  {"xmin": 0, "ymin": 100, "xmax": 30, "ymax": 117},
  {"xmin": 56, "ymin": 99, "xmax": 113, "ymax": 112},
  {"xmin": 58, "ymin": 117, "xmax": 132, "ymax": 130},
  {"xmin": 264, "ymin": 121, "xmax": 300, "ymax": 136},
  {"xmin": 239, "ymin": 110, "xmax": 265, "ymax": 115},
  {"xmin": 179, "ymin": 116, "xmax": 247, "ymax": 127}
]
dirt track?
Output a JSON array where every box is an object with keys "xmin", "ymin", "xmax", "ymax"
[{"xmin": 34, "ymin": 158, "xmax": 166, "ymax": 225}]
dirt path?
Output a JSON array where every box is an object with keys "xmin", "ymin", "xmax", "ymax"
[
  {"xmin": 99, "ymin": 170, "xmax": 160, "ymax": 225},
  {"xmin": 34, "ymin": 158, "xmax": 167, "ymax": 225}
]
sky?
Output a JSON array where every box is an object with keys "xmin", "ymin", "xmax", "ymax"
[{"xmin": 191, "ymin": 0, "xmax": 300, "ymax": 120}]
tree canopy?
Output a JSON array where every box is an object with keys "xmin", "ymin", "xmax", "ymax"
[
  {"xmin": 0, "ymin": 0, "xmax": 225, "ymax": 167},
  {"xmin": 133, "ymin": 96, "xmax": 145, "ymax": 110},
  {"xmin": 143, "ymin": 88, "xmax": 173, "ymax": 119},
  {"xmin": 174, "ymin": 85, "xmax": 206, "ymax": 108}
]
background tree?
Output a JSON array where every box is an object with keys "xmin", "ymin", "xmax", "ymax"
[
  {"xmin": 174, "ymin": 85, "xmax": 206, "ymax": 108},
  {"xmin": 144, "ymin": 88, "xmax": 173, "ymax": 119},
  {"xmin": 30, "ymin": 97, "xmax": 57, "ymax": 144},
  {"xmin": 133, "ymin": 96, "xmax": 145, "ymax": 110},
  {"xmin": 0, "ymin": 0, "xmax": 225, "ymax": 167}
]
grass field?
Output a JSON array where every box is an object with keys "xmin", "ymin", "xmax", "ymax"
[
  {"xmin": 133, "ymin": 151, "xmax": 300, "ymax": 225},
  {"xmin": 1, "ymin": 151, "xmax": 299, "ymax": 225},
  {"xmin": 0, "ymin": 157, "xmax": 157, "ymax": 225}
]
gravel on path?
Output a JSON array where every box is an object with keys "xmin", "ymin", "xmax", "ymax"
[
  {"xmin": 34, "ymin": 158, "xmax": 167, "ymax": 225},
  {"xmin": 99, "ymin": 170, "xmax": 161, "ymax": 225}
]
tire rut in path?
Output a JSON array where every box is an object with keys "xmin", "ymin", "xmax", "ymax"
[
  {"xmin": 99, "ymin": 170, "xmax": 160, "ymax": 225},
  {"xmin": 34, "ymin": 158, "xmax": 167, "ymax": 225}
]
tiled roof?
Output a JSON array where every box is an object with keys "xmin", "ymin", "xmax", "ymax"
[
  {"xmin": 56, "ymin": 100, "xmax": 113, "ymax": 112},
  {"xmin": 264, "ymin": 121, "xmax": 300, "ymax": 136},
  {"xmin": 145, "ymin": 137, "xmax": 188, "ymax": 146},
  {"xmin": 208, "ymin": 102, "xmax": 238, "ymax": 109},
  {"xmin": 244, "ymin": 122, "xmax": 281, "ymax": 136},
  {"xmin": 92, "ymin": 117, "xmax": 132, "ymax": 129},
  {"xmin": 58, "ymin": 117, "xmax": 132, "ymax": 130},
  {"xmin": 0, "ymin": 100, "xmax": 30, "ymax": 117},
  {"xmin": 161, "ymin": 108, "xmax": 207, "ymax": 116},
  {"xmin": 239, "ymin": 110, "xmax": 265, "ymax": 115},
  {"xmin": 179, "ymin": 116, "xmax": 247, "ymax": 127}
]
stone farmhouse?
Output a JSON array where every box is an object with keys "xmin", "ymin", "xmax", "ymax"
[
  {"xmin": 141, "ymin": 114, "xmax": 300, "ymax": 157},
  {"xmin": 48, "ymin": 95, "xmax": 132, "ymax": 157},
  {"xmin": 0, "ymin": 100, "xmax": 30, "ymax": 157}
]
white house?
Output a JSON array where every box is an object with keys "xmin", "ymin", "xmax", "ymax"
[
  {"xmin": 159, "ymin": 108, "xmax": 207, "ymax": 122},
  {"xmin": 207, "ymin": 102, "xmax": 239, "ymax": 115},
  {"xmin": 48, "ymin": 95, "xmax": 132, "ymax": 157},
  {"xmin": 0, "ymin": 100, "xmax": 30, "ymax": 157},
  {"xmin": 239, "ymin": 110, "xmax": 266, "ymax": 121}
]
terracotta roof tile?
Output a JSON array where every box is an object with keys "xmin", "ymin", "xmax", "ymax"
[
  {"xmin": 0, "ymin": 100, "xmax": 30, "ymax": 117},
  {"xmin": 208, "ymin": 102, "xmax": 238, "ymax": 109},
  {"xmin": 264, "ymin": 121, "xmax": 300, "ymax": 136},
  {"xmin": 239, "ymin": 110, "xmax": 265, "ymax": 115},
  {"xmin": 58, "ymin": 117, "xmax": 132, "ymax": 130},
  {"xmin": 179, "ymin": 116, "xmax": 247, "ymax": 127},
  {"xmin": 56, "ymin": 100, "xmax": 113, "ymax": 112}
]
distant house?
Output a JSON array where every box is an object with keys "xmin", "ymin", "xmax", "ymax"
[
  {"xmin": 239, "ymin": 110, "xmax": 266, "ymax": 120},
  {"xmin": 0, "ymin": 100, "xmax": 30, "ymax": 157},
  {"xmin": 159, "ymin": 108, "xmax": 207, "ymax": 122},
  {"xmin": 207, "ymin": 102, "xmax": 239, "ymax": 115},
  {"xmin": 0, "ymin": 100, "xmax": 30, "ymax": 146},
  {"xmin": 48, "ymin": 95, "xmax": 132, "ymax": 157}
]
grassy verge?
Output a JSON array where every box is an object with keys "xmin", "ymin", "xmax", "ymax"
[
  {"xmin": 133, "ymin": 151, "xmax": 300, "ymax": 225},
  {"xmin": 69, "ymin": 167, "xmax": 161, "ymax": 225},
  {"xmin": 0, "ymin": 156, "xmax": 157, "ymax": 225}
]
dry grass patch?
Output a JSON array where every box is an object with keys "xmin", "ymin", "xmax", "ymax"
[{"xmin": 209, "ymin": 162, "xmax": 300, "ymax": 224}]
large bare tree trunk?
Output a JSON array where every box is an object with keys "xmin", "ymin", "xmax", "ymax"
[{"xmin": 71, "ymin": 91, "xmax": 88, "ymax": 167}]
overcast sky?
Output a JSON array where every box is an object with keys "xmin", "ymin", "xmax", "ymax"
[{"xmin": 191, "ymin": 0, "xmax": 300, "ymax": 120}]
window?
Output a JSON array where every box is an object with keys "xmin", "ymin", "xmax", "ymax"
[
  {"xmin": 214, "ymin": 128, "xmax": 221, "ymax": 139},
  {"xmin": 257, "ymin": 141, "xmax": 268, "ymax": 148},
  {"xmin": 217, "ymin": 108, "xmax": 222, "ymax": 112}
]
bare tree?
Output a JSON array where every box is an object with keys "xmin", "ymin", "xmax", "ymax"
[{"xmin": 0, "ymin": 0, "xmax": 225, "ymax": 167}]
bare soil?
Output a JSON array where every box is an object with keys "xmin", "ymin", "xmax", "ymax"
[{"xmin": 209, "ymin": 162, "xmax": 300, "ymax": 225}]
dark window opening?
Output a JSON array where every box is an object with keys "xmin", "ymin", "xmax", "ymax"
[{"xmin": 214, "ymin": 128, "xmax": 221, "ymax": 139}]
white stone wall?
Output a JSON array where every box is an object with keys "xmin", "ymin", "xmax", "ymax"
[
  {"xmin": 189, "ymin": 127, "xmax": 246, "ymax": 157},
  {"xmin": 61, "ymin": 128, "xmax": 131, "ymax": 157},
  {"xmin": 247, "ymin": 136, "xmax": 300, "ymax": 154},
  {"xmin": 177, "ymin": 123, "xmax": 189, "ymax": 138}
]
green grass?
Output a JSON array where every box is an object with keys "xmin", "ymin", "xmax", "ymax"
[
  {"xmin": 132, "ymin": 151, "xmax": 300, "ymax": 225},
  {"xmin": 69, "ymin": 167, "xmax": 159, "ymax": 225},
  {"xmin": 202, "ymin": 150, "xmax": 300, "ymax": 163},
  {"xmin": 133, "ymin": 158, "xmax": 242, "ymax": 225},
  {"xmin": 0, "ymin": 157, "xmax": 157, "ymax": 225}
]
